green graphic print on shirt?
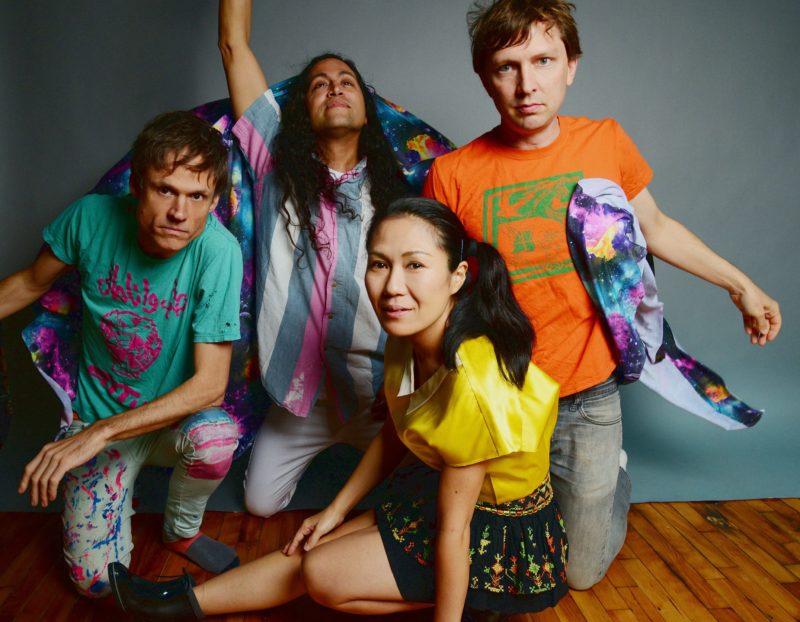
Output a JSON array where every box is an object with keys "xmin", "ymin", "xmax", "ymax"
[{"xmin": 482, "ymin": 171, "xmax": 583, "ymax": 284}]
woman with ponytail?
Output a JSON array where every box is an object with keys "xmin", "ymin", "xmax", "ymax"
[{"xmin": 108, "ymin": 197, "xmax": 566, "ymax": 622}]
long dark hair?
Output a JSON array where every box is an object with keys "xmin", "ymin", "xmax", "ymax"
[
  {"xmin": 272, "ymin": 53, "xmax": 408, "ymax": 255},
  {"xmin": 367, "ymin": 197, "xmax": 534, "ymax": 388}
]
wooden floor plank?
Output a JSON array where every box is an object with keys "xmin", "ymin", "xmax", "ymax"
[
  {"xmin": 620, "ymin": 558, "xmax": 687, "ymax": 621},
  {"xmin": 708, "ymin": 577, "xmax": 772, "ymax": 622},
  {"xmin": 651, "ymin": 503, "xmax": 736, "ymax": 571},
  {"xmin": 570, "ymin": 589, "xmax": 615, "ymax": 621},
  {"xmin": 623, "ymin": 528, "xmax": 718, "ymax": 620},
  {"xmin": 760, "ymin": 510, "xmax": 800, "ymax": 546},
  {"xmin": 630, "ymin": 506, "xmax": 728, "ymax": 609},
  {"xmin": 3, "ymin": 500, "xmax": 800, "ymax": 621},
  {"xmin": 705, "ymin": 532, "xmax": 800, "ymax": 622},
  {"xmin": 717, "ymin": 501, "xmax": 797, "ymax": 562},
  {"xmin": 744, "ymin": 499, "xmax": 772, "ymax": 512},
  {"xmin": 590, "ymin": 574, "xmax": 629, "ymax": 610},
  {"xmin": 635, "ymin": 504, "xmax": 725, "ymax": 580},
  {"xmin": 616, "ymin": 585, "xmax": 667, "ymax": 622},
  {"xmin": 708, "ymin": 513, "xmax": 798, "ymax": 583},
  {"xmin": 763, "ymin": 498, "xmax": 800, "ymax": 523},
  {"xmin": 709, "ymin": 608, "xmax": 744, "ymax": 622},
  {"xmin": 553, "ymin": 593, "xmax": 589, "ymax": 622},
  {"xmin": 605, "ymin": 558, "xmax": 637, "ymax": 588},
  {"xmin": 673, "ymin": 502, "xmax": 718, "ymax": 533}
]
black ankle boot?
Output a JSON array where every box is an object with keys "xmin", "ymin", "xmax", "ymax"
[
  {"xmin": 108, "ymin": 562, "xmax": 205, "ymax": 621},
  {"xmin": 129, "ymin": 568, "xmax": 196, "ymax": 599}
]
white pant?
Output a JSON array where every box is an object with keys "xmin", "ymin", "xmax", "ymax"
[{"xmin": 243, "ymin": 397, "xmax": 382, "ymax": 517}]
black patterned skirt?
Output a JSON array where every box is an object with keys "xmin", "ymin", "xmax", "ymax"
[{"xmin": 375, "ymin": 461, "xmax": 569, "ymax": 614}]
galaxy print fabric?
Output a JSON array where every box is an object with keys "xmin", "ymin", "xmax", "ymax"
[
  {"xmin": 22, "ymin": 82, "xmax": 455, "ymax": 455},
  {"xmin": 567, "ymin": 178, "xmax": 762, "ymax": 430}
]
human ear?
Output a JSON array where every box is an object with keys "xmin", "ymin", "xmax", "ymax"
[
  {"xmin": 566, "ymin": 57, "xmax": 579, "ymax": 86},
  {"xmin": 450, "ymin": 260, "xmax": 469, "ymax": 294}
]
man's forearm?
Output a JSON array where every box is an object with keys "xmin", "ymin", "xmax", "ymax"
[
  {"xmin": 96, "ymin": 374, "xmax": 224, "ymax": 443},
  {"xmin": 631, "ymin": 188, "xmax": 780, "ymax": 343},
  {"xmin": 218, "ymin": 0, "xmax": 268, "ymax": 119},
  {"xmin": 0, "ymin": 248, "xmax": 73, "ymax": 320},
  {"xmin": 647, "ymin": 215, "xmax": 755, "ymax": 292}
]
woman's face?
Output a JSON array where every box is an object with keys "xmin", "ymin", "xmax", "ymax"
[{"xmin": 366, "ymin": 215, "xmax": 466, "ymax": 347}]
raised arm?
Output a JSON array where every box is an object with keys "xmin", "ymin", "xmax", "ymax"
[
  {"xmin": 434, "ymin": 461, "xmax": 487, "ymax": 622},
  {"xmin": 0, "ymin": 246, "xmax": 73, "ymax": 320},
  {"xmin": 19, "ymin": 340, "xmax": 234, "ymax": 507},
  {"xmin": 630, "ymin": 187, "xmax": 781, "ymax": 345},
  {"xmin": 218, "ymin": 0, "xmax": 268, "ymax": 119}
]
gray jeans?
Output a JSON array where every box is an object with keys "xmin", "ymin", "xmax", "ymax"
[{"xmin": 550, "ymin": 376, "xmax": 631, "ymax": 590}]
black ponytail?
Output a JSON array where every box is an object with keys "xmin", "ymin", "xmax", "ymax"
[
  {"xmin": 443, "ymin": 239, "xmax": 533, "ymax": 388},
  {"xmin": 367, "ymin": 197, "xmax": 534, "ymax": 389}
]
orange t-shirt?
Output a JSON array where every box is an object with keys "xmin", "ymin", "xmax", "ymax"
[{"xmin": 423, "ymin": 116, "xmax": 653, "ymax": 396}]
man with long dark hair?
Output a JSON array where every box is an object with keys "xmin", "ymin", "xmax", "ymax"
[
  {"xmin": 424, "ymin": 0, "xmax": 781, "ymax": 591},
  {"xmin": 218, "ymin": 0, "xmax": 408, "ymax": 517}
]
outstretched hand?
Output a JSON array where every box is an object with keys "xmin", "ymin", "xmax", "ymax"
[
  {"xmin": 18, "ymin": 424, "xmax": 109, "ymax": 507},
  {"xmin": 283, "ymin": 506, "xmax": 345, "ymax": 556},
  {"xmin": 729, "ymin": 284, "xmax": 781, "ymax": 345}
]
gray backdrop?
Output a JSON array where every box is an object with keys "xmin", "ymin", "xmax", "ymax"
[{"xmin": 1, "ymin": 0, "xmax": 798, "ymax": 511}]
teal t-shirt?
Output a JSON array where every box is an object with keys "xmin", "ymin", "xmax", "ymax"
[{"xmin": 43, "ymin": 194, "xmax": 243, "ymax": 423}]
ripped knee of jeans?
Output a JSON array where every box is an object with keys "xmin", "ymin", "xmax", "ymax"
[{"xmin": 179, "ymin": 408, "xmax": 239, "ymax": 480}]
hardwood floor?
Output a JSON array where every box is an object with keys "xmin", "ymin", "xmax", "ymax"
[{"xmin": 1, "ymin": 499, "xmax": 799, "ymax": 621}]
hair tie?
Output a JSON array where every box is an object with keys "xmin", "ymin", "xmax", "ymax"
[{"xmin": 461, "ymin": 238, "xmax": 479, "ymax": 284}]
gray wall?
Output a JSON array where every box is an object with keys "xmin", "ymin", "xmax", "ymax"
[{"xmin": 1, "ymin": 0, "xmax": 798, "ymax": 507}]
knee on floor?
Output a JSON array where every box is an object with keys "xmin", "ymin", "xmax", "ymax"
[
  {"xmin": 67, "ymin": 561, "xmax": 112, "ymax": 599},
  {"xmin": 243, "ymin": 475, "xmax": 292, "ymax": 518},
  {"xmin": 565, "ymin": 562, "xmax": 606, "ymax": 591},
  {"xmin": 242, "ymin": 491, "xmax": 283, "ymax": 518}
]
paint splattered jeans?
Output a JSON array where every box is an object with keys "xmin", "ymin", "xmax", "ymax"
[{"xmin": 61, "ymin": 407, "xmax": 238, "ymax": 598}]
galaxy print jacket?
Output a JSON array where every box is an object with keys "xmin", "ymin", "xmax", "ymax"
[{"xmin": 567, "ymin": 178, "xmax": 761, "ymax": 430}]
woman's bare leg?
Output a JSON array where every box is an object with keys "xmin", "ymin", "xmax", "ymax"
[
  {"xmin": 192, "ymin": 510, "xmax": 388, "ymax": 615},
  {"xmin": 193, "ymin": 548, "xmax": 305, "ymax": 615},
  {"xmin": 303, "ymin": 523, "xmax": 431, "ymax": 615}
]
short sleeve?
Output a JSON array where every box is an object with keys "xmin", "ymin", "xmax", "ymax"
[
  {"xmin": 191, "ymin": 220, "xmax": 243, "ymax": 343},
  {"xmin": 612, "ymin": 120, "xmax": 653, "ymax": 200},
  {"xmin": 42, "ymin": 195, "xmax": 96, "ymax": 266},
  {"xmin": 427, "ymin": 338, "xmax": 560, "ymax": 468},
  {"xmin": 422, "ymin": 158, "xmax": 453, "ymax": 207},
  {"xmin": 232, "ymin": 89, "xmax": 281, "ymax": 184}
]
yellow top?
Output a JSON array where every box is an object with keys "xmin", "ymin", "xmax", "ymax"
[{"xmin": 384, "ymin": 335, "xmax": 560, "ymax": 504}]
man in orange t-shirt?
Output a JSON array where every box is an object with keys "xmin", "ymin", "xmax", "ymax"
[{"xmin": 423, "ymin": 0, "xmax": 781, "ymax": 590}]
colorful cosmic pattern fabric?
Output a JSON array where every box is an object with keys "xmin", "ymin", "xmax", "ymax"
[
  {"xmin": 22, "ymin": 83, "xmax": 456, "ymax": 455},
  {"xmin": 567, "ymin": 179, "xmax": 762, "ymax": 430}
]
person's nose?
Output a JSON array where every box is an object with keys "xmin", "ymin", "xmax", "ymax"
[
  {"xmin": 168, "ymin": 196, "xmax": 188, "ymax": 221},
  {"xmin": 384, "ymin": 266, "xmax": 406, "ymax": 296},
  {"xmin": 517, "ymin": 63, "xmax": 539, "ymax": 96}
]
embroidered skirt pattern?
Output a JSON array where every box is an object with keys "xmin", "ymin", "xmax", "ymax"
[{"xmin": 376, "ymin": 461, "xmax": 568, "ymax": 614}]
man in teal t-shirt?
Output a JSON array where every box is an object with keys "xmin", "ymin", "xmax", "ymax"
[{"xmin": 0, "ymin": 111, "xmax": 244, "ymax": 597}]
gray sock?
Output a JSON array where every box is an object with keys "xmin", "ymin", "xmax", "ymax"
[{"xmin": 165, "ymin": 533, "xmax": 240, "ymax": 574}]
